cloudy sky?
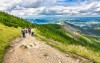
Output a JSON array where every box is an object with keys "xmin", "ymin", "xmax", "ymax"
[{"xmin": 0, "ymin": 0, "xmax": 100, "ymax": 17}]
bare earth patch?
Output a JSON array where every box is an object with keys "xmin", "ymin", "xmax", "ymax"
[{"xmin": 3, "ymin": 34, "xmax": 94, "ymax": 63}]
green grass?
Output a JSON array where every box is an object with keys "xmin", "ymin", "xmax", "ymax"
[
  {"xmin": 0, "ymin": 11, "xmax": 99, "ymax": 62},
  {"xmin": 0, "ymin": 24, "xmax": 21, "ymax": 62},
  {"xmin": 0, "ymin": 11, "xmax": 32, "ymax": 63},
  {"xmin": 0, "ymin": 11, "xmax": 32, "ymax": 28},
  {"xmin": 35, "ymin": 24, "xmax": 100, "ymax": 63}
]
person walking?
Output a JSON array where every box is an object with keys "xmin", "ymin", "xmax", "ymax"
[
  {"xmin": 21, "ymin": 28, "xmax": 26, "ymax": 38},
  {"xmin": 31, "ymin": 28, "xmax": 34, "ymax": 37},
  {"xmin": 28, "ymin": 27, "xmax": 31, "ymax": 35}
]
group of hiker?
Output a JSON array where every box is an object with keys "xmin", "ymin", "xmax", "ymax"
[{"xmin": 21, "ymin": 27, "xmax": 34, "ymax": 38}]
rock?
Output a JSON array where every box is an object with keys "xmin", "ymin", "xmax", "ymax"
[
  {"xmin": 33, "ymin": 43, "xmax": 36, "ymax": 46},
  {"xmin": 10, "ymin": 45, "xmax": 14, "ymax": 47},
  {"xmin": 27, "ymin": 45, "xmax": 32, "ymax": 49},
  {"xmin": 27, "ymin": 52, "xmax": 31, "ymax": 55},
  {"xmin": 44, "ymin": 53, "xmax": 48, "ymax": 57},
  {"xmin": 59, "ymin": 61, "xmax": 62, "ymax": 63},
  {"xmin": 20, "ymin": 45, "xmax": 28, "ymax": 49},
  {"xmin": 9, "ymin": 49, "xmax": 14, "ymax": 53},
  {"xmin": 29, "ymin": 45, "xmax": 33, "ymax": 47},
  {"xmin": 66, "ymin": 54, "xmax": 69, "ymax": 57}
]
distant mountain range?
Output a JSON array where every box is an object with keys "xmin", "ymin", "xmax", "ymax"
[
  {"xmin": 25, "ymin": 16, "xmax": 100, "ymax": 36},
  {"xmin": 64, "ymin": 22, "xmax": 100, "ymax": 36},
  {"xmin": 25, "ymin": 16, "xmax": 100, "ymax": 24}
]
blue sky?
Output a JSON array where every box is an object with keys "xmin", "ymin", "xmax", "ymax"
[
  {"xmin": 57, "ymin": 0, "xmax": 86, "ymax": 6},
  {"xmin": 58, "ymin": 0, "xmax": 85, "ymax": 2},
  {"xmin": 0, "ymin": 0, "xmax": 100, "ymax": 17}
]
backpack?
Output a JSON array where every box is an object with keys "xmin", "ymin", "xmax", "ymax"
[{"xmin": 21, "ymin": 29, "xmax": 25, "ymax": 33}]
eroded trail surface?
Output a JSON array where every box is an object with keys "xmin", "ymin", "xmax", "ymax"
[{"xmin": 3, "ymin": 35, "xmax": 93, "ymax": 63}]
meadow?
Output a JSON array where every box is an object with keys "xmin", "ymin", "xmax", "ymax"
[
  {"xmin": 35, "ymin": 24, "xmax": 100, "ymax": 63},
  {"xmin": 0, "ymin": 11, "xmax": 32, "ymax": 63},
  {"xmin": 0, "ymin": 24, "xmax": 21, "ymax": 62}
]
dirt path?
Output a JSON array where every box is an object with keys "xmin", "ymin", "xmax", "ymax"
[{"xmin": 3, "ymin": 34, "xmax": 92, "ymax": 63}]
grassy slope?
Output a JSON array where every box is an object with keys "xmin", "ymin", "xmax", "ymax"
[
  {"xmin": 0, "ymin": 11, "xmax": 32, "ymax": 28},
  {"xmin": 66, "ymin": 22, "xmax": 100, "ymax": 36},
  {"xmin": 35, "ymin": 24, "xmax": 100, "ymax": 63},
  {"xmin": 0, "ymin": 24, "xmax": 21, "ymax": 62},
  {"xmin": 0, "ymin": 11, "xmax": 32, "ymax": 63},
  {"xmin": 0, "ymin": 11, "xmax": 100, "ymax": 62}
]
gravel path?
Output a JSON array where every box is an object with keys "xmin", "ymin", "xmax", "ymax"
[{"xmin": 3, "ymin": 34, "xmax": 93, "ymax": 63}]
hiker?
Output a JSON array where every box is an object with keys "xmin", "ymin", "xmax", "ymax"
[
  {"xmin": 21, "ymin": 28, "xmax": 26, "ymax": 38},
  {"xmin": 25, "ymin": 28, "xmax": 28, "ymax": 34},
  {"xmin": 28, "ymin": 27, "xmax": 31, "ymax": 35},
  {"xmin": 31, "ymin": 28, "xmax": 34, "ymax": 37}
]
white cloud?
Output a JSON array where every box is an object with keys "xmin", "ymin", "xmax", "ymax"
[
  {"xmin": 1, "ymin": 0, "xmax": 100, "ymax": 17},
  {"xmin": 10, "ymin": 7, "xmax": 46, "ymax": 17},
  {"xmin": 0, "ymin": 0, "xmax": 21, "ymax": 11},
  {"xmin": 21, "ymin": 0, "xmax": 56, "ymax": 8}
]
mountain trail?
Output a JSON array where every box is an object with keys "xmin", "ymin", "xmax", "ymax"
[{"xmin": 3, "ymin": 34, "xmax": 93, "ymax": 63}]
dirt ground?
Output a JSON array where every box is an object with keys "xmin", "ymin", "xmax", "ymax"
[{"xmin": 3, "ymin": 34, "xmax": 94, "ymax": 63}]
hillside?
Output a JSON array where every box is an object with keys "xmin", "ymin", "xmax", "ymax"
[
  {"xmin": 35, "ymin": 24, "xmax": 100, "ymax": 63},
  {"xmin": 0, "ymin": 24, "xmax": 21, "ymax": 62},
  {"xmin": 65, "ymin": 22, "xmax": 100, "ymax": 36},
  {"xmin": 0, "ymin": 11, "xmax": 100, "ymax": 63},
  {"xmin": 0, "ymin": 11, "xmax": 32, "ymax": 28},
  {"xmin": 0, "ymin": 11, "xmax": 32, "ymax": 63}
]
